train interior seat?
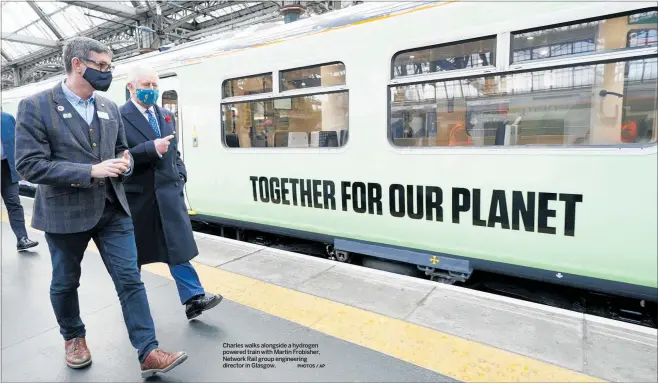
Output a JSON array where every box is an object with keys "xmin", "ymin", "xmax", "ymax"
[
  {"xmin": 274, "ymin": 131, "xmax": 289, "ymax": 147},
  {"xmin": 494, "ymin": 123, "xmax": 507, "ymax": 146},
  {"xmin": 252, "ymin": 137, "xmax": 267, "ymax": 147},
  {"xmin": 339, "ymin": 129, "xmax": 348, "ymax": 145},
  {"xmin": 225, "ymin": 133, "xmax": 240, "ymax": 148},
  {"xmin": 310, "ymin": 131, "xmax": 339, "ymax": 147},
  {"xmin": 287, "ymin": 132, "xmax": 309, "ymax": 147}
]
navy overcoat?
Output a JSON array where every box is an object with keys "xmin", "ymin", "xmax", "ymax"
[{"xmin": 120, "ymin": 100, "xmax": 197, "ymax": 266}]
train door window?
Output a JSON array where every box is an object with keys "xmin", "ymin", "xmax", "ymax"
[
  {"xmin": 156, "ymin": 73, "xmax": 182, "ymax": 155},
  {"xmin": 162, "ymin": 90, "xmax": 179, "ymax": 141}
]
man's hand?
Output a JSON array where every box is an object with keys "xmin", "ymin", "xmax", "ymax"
[
  {"xmin": 154, "ymin": 135, "xmax": 175, "ymax": 155},
  {"xmin": 119, "ymin": 150, "xmax": 131, "ymax": 169},
  {"xmin": 91, "ymin": 151, "xmax": 131, "ymax": 178}
]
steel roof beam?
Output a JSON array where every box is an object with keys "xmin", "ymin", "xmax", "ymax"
[
  {"xmin": 1, "ymin": 0, "xmax": 282, "ymax": 84},
  {"xmin": 195, "ymin": 2, "xmax": 277, "ymax": 30},
  {"xmin": 60, "ymin": 1, "xmax": 144, "ymax": 20},
  {"xmin": 27, "ymin": 1, "xmax": 65, "ymax": 40},
  {"xmin": 164, "ymin": 1, "xmax": 237, "ymax": 32},
  {"xmin": 6, "ymin": 4, "xmax": 72, "ymax": 40},
  {"xmin": 1, "ymin": 33, "xmax": 61, "ymax": 48},
  {"xmin": 186, "ymin": 5, "xmax": 281, "ymax": 39},
  {"xmin": 189, "ymin": 12, "xmax": 281, "ymax": 40},
  {"xmin": 2, "ymin": 0, "xmax": 175, "ymax": 67},
  {"xmin": 1, "ymin": 49, "xmax": 13, "ymax": 63},
  {"xmin": 1, "ymin": 1, "xmax": 208, "ymax": 69},
  {"xmin": 1, "ymin": 20, "xmax": 126, "ymax": 68}
]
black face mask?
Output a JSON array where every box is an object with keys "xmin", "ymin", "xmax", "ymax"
[{"xmin": 82, "ymin": 67, "xmax": 113, "ymax": 91}]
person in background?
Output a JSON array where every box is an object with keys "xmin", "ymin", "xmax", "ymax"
[
  {"xmin": 120, "ymin": 66, "xmax": 222, "ymax": 320},
  {"xmin": 1, "ymin": 110, "xmax": 39, "ymax": 251},
  {"xmin": 13, "ymin": 37, "xmax": 186, "ymax": 378}
]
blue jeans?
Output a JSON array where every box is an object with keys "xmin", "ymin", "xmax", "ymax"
[
  {"xmin": 44, "ymin": 202, "xmax": 158, "ymax": 363},
  {"xmin": 169, "ymin": 262, "xmax": 205, "ymax": 305}
]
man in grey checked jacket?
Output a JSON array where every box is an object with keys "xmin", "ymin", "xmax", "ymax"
[{"xmin": 14, "ymin": 36, "xmax": 187, "ymax": 379}]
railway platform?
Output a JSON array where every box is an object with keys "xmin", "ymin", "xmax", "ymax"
[{"xmin": 2, "ymin": 197, "xmax": 656, "ymax": 382}]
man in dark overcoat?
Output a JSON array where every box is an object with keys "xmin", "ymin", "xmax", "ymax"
[{"xmin": 120, "ymin": 66, "xmax": 221, "ymax": 320}]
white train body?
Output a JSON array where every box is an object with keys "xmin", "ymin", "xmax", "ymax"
[{"xmin": 2, "ymin": 1, "xmax": 657, "ymax": 300}]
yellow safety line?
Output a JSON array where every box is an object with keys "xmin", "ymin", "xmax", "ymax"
[{"xmin": 1, "ymin": 209, "xmax": 603, "ymax": 382}]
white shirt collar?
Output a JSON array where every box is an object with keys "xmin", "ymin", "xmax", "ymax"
[
  {"xmin": 62, "ymin": 80, "xmax": 95, "ymax": 106},
  {"xmin": 130, "ymin": 98, "xmax": 154, "ymax": 115}
]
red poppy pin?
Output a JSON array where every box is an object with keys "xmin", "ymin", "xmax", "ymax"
[{"xmin": 165, "ymin": 115, "xmax": 172, "ymax": 123}]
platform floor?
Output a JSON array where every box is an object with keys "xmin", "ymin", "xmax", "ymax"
[
  {"xmin": 2, "ymin": 197, "xmax": 657, "ymax": 382},
  {"xmin": 1, "ymin": 220, "xmax": 448, "ymax": 382}
]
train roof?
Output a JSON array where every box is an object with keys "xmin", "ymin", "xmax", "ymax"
[
  {"xmin": 2, "ymin": 0, "xmax": 652, "ymax": 102},
  {"xmin": 1, "ymin": 1, "xmax": 437, "ymax": 101}
]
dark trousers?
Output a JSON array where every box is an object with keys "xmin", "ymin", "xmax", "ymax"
[
  {"xmin": 169, "ymin": 262, "xmax": 205, "ymax": 305},
  {"xmin": 44, "ymin": 201, "xmax": 158, "ymax": 363},
  {"xmin": 1, "ymin": 159, "xmax": 28, "ymax": 241}
]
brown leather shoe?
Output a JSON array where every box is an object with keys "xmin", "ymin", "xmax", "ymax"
[
  {"xmin": 140, "ymin": 349, "xmax": 187, "ymax": 378},
  {"xmin": 65, "ymin": 337, "xmax": 92, "ymax": 369}
]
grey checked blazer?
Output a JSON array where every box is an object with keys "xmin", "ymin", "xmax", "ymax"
[{"xmin": 14, "ymin": 82, "xmax": 134, "ymax": 234}]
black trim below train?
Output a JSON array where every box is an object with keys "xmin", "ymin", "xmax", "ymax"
[{"xmin": 192, "ymin": 213, "xmax": 658, "ymax": 302}]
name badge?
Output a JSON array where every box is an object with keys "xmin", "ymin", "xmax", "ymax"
[
  {"xmin": 63, "ymin": 113, "xmax": 72, "ymax": 119},
  {"xmin": 97, "ymin": 111, "xmax": 110, "ymax": 120}
]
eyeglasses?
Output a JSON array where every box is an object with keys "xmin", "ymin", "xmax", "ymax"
[{"xmin": 79, "ymin": 57, "xmax": 114, "ymax": 72}]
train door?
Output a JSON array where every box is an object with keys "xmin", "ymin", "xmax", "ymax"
[{"xmin": 156, "ymin": 73, "xmax": 194, "ymax": 212}]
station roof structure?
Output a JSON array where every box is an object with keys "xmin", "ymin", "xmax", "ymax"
[{"xmin": 1, "ymin": 1, "xmax": 353, "ymax": 90}]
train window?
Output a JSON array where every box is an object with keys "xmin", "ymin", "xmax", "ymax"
[
  {"xmin": 222, "ymin": 73, "xmax": 273, "ymax": 98},
  {"xmin": 392, "ymin": 37, "xmax": 496, "ymax": 78},
  {"xmin": 511, "ymin": 9, "xmax": 657, "ymax": 64},
  {"xmin": 222, "ymin": 91, "xmax": 349, "ymax": 148},
  {"xmin": 389, "ymin": 57, "xmax": 657, "ymax": 147},
  {"xmin": 280, "ymin": 62, "xmax": 346, "ymax": 91}
]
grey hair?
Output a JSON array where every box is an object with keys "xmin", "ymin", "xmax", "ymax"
[
  {"xmin": 127, "ymin": 66, "xmax": 159, "ymax": 86},
  {"xmin": 62, "ymin": 37, "xmax": 113, "ymax": 73}
]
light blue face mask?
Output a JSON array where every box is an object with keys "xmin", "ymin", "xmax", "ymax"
[{"xmin": 136, "ymin": 88, "xmax": 159, "ymax": 106}]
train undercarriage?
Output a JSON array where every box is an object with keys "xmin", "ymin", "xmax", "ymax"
[{"xmin": 191, "ymin": 219, "xmax": 658, "ymax": 329}]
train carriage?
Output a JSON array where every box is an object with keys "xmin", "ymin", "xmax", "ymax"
[{"xmin": 2, "ymin": 0, "xmax": 657, "ymax": 305}]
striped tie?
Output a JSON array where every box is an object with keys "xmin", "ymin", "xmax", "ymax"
[{"xmin": 146, "ymin": 109, "xmax": 161, "ymax": 138}]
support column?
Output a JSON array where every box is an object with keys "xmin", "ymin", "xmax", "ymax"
[
  {"xmin": 280, "ymin": 4, "xmax": 305, "ymax": 24},
  {"xmin": 12, "ymin": 67, "xmax": 20, "ymax": 87}
]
